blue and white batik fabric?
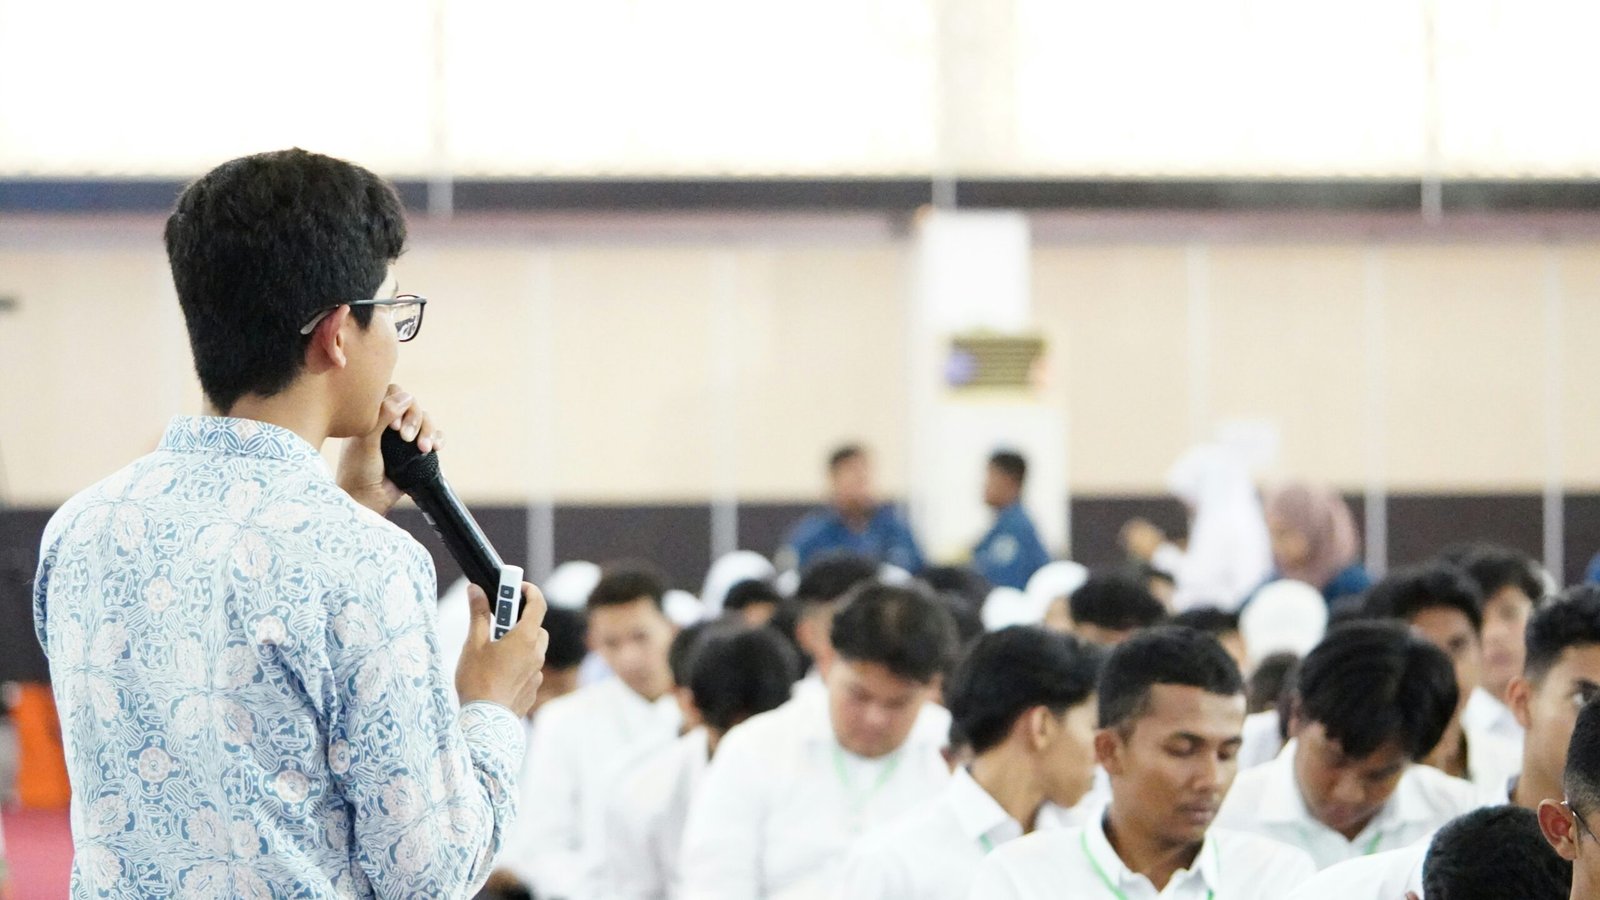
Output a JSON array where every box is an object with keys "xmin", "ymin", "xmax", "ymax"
[{"xmin": 34, "ymin": 416, "xmax": 524, "ymax": 899}]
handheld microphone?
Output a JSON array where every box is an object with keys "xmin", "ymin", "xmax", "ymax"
[{"xmin": 381, "ymin": 429, "xmax": 523, "ymax": 640}]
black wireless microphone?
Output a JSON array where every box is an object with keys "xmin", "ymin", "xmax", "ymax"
[{"xmin": 381, "ymin": 429, "xmax": 524, "ymax": 640}]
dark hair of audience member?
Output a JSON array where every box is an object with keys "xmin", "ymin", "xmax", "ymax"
[
  {"xmin": 921, "ymin": 565, "xmax": 992, "ymax": 607},
  {"xmin": 669, "ymin": 620, "xmax": 715, "ymax": 687},
  {"xmin": 722, "ymin": 578, "xmax": 782, "ymax": 613},
  {"xmin": 1169, "ymin": 607, "xmax": 1240, "ymax": 641},
  {"xmin": 587, "ymin": 565, "xmax": 668, "ymax": 612},
  {"xmin": 796, "ymin": 553, "xmax": 880, "ymax": 607},
  {"xmin": 1097, "ymin": 626, "xmax": 1243, "ymax": 731},
  {"xmin": 1247, "ymin": 651, "xmax": 1299, "ymax": 716},
  {"xmin": 1460, "ymin": 545, "xmax": 1545, "ymax": 607},
  {"xmin": 946, "ymin": 627, "xmax": 1104, "ymax": 755},
  {"xmin": 542, "ymin": 606, "xmax": 589, "ymax": 671},
  {"xmin": 830, "ymin": 582, "xmax": 959, "ymax": 684},
  {"xmin": 1296, "ymin": 621, "xmax": 1458, "ymax": 759},
  {"xmin": 989, "ymin": 451, "xmax": 1027, "ymax": 486},
  {"xmin": 1363, "ymin": 563, "xmax": 1485, "ymax": 634},
  {"xmin": 828, "ymin": 444, "xmax": 865, "ymax": 472},
  {"xmin": 164, "ymin": 148, "xmax": 406, "ymax": 412},
  {"xmin": 688, "ymin": 626, "xmax": 802, "ymax": 732},
  {"xmin": 1070, "ymin": 576, "xmax": 1168, "ymax": 633},
  {"xmin": 1564, "ymin": 696, "xmax": 1600, "ymax": 820},
  {"xmin": 1422, "ymin": 805, "xmax": 1571, "ymax": 900},
  {"xmin": 1525, "ymin": 586, "xmax": 1600, "ymax": 685}
]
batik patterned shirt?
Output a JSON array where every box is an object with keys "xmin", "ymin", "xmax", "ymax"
[{"xmin": 33, "ymin": 416, "xmax": 524, "ymax": 899}]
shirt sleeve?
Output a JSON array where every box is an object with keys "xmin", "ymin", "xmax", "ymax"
[
  {"xmin": 504, "ymin": 702, "xmax": 586, "ymax": 898},
  {"xmin": 832, "ymin": 838, "xmax": 909, "ymax": 900},
  {"xmin": 679, "ymin": 728, "xmax": 768, "ymax": 900},
  {"xmin": 324, "ymin": 549, "xmax": 526, "ymax": 898},
  {"xmin": 599, "ymin": 771, "xmax": 666, "ymax": 900},
  {"xmin": 965, "ymin": 856, "xmax": 1026, "ymax": 900}
]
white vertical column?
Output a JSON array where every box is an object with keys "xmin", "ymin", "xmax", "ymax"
[
  {"xmin": 1543, "ymin": 245, "xmax": 1566, "ymax": 582},
  {"xmin": 709, "ymin": 251, "xmax": 741, "ymax": 564},
  {"xmin": 426, "ymin": 0, "xmax": 453, "ymax": 219},
  {"xmin": 525, "ymin": 251, "xmax": 556, "ymax": 582},
  {"xmin": 1363, "ymin": 246, "xmax": 1389, "ymax": 576}
]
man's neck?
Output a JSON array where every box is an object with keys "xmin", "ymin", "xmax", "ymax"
[
  {"xmin": 220, "ymin": 387, "xmax": 333, "ymax": 450},
  {"xmin": 1511, "ymin": 762, "xmax": 1561, "ymax": 811},
  {"xmin": 969, "ymin": 749, "xmax": 1046, "ymax": 834},
  {"xmin": 1103, "ymin": 805, "xmax": 1203, "ymax": 892}
]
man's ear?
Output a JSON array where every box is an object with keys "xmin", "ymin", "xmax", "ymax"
[
  {"xmin": 305, "ymin": 305, "xmax": 353, "ymax": 372},
  {"xmin": 1095, "ymin": 727, "xmax": 1125, "ymax": 777},
  {"xmin": 1539, "ymin": 799, "xmax": 1582, "ymax": 862},
  {"xmin": 1507, "ymin": 676, "xmax": 1535, "ymax": 731}
]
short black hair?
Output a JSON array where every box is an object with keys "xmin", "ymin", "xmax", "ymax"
[
  {"xmin": 542, "ymin": 606, "xmax": 589, "ymax": 671},
  {"xmin": 1564, "ymin": 696, "xmax": 1600, "ymax": 817},
  {"xmin": 669, "ymin": 620, "xmax": 715, "ymax": 686},
  {"xmin": 1297, "ymin": 621, "xmax": 1457, "ymax": 759},
  {"xmin": 920, "ymin": 565, "xmax": 991, "ymax": 607},
  {"xmin": 1097, "ymin": 626, "xmax": 1243, "ymax": 731},
  {"xmin": 723, "ymin": 579, "xmax": 782, "ymax": 613},
  {"xmin": 829, "ymin": 444, "xmax": 866, "ymax": 472},
  {"xmin": 830, "ymin": 582, "xmax": 959, "ymax": 684},
  {"xmin": 989, "ymin": 451, "xmax": 1027, "ymax": 486},
  {"xmin": 165, "ymin": 149, "xmax": 406, "ymax": 412},
  {"xmin": 1169, "ymin": 607, "xmax": 1240, "ymax": 639},
  {"xmin": 1070, "ymin": 576, "xmax": 1168, "ymax": 633},
  {"xmin": 1363, "ymin": 564, "xmax": 1484, "ymax": 635},
  {"xmin": 796, "ymin": 553, "xmax": 879, "ymax": 607},
  {"xmin": 936, "ymin": 592, "xmax": 985, "ymax": 646},
  {"xmin": 588, "ymin": 565, "xmax": 667, "ymax": 612},
  {"xmin": 1461, "ymin": 546, "xmax": 1545, "ymax": 608},
  {"xmin": 1139, "ymin": 563, "xmax": 1177, "ymax": 588},
  {"xmin": 688, "ymin": 626, "xmax": 801, "ymax": 732},
  {"xmin": 1525, "ymin": 586, "xmax": 1600, "ymax": 685},
  {"xmin": 946, "ymin": 627, "xmax": 1104, "ymax": 755},
  {"xmin": 1423, "ymin": 806, "xmax": 1571, "ymax": 900},
  {"xmin": 1247, "ymin": 651, "xmax": 1300, "ymax": 715}
]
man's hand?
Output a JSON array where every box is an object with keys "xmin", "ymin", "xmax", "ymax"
[
  {"xmin": 457, "ymin": 582, "xmax": 549, "ymax": 718},
  {"xmin": 1120, "ymin": 517, "xmax": 1167, "ymax": 562},
  {"xmin": 337, "ymin": 384, "xmax": 443, "ymax": 516}
]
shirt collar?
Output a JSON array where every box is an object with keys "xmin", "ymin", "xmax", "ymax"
[
  {"xmin": 1084, "ymin": 810, "xmax": 1220, "ymax": 894},
  {"xmin": 1258, "ymin": 739, "xmax": 1434, "ymax": 829},
  {"xmin": 948, "ymin": 767, "xmax": 1023, "ymax": 846},
  {"xmin": 160, "ymin": 416, "xmax": 326, "ymax": 470}
]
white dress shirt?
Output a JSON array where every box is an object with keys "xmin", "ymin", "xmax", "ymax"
[
  {"xmin": 600, "ymin": 727, "xmax": 710, "ymax": 900},
  {"xmin": 506, "ymin": 676, "xmax": 681, "ymax": 899},
  {"xmin": 1461, "ymin": 687, "xmax": 1525, "ymax": 745},
  {"xmin": 967, "ymin": 815, "xmax": 1316, "ymax": 899},
  {"xmin": 836, "ymin": 766, "xmax": 1025, "ymax": 900},
  {"xmin": 1283, "ymin": 842, "xmax": 1427, "ymax": 900},
  {"xmin": 1461, "ymin": 726, "xmax": 1522, "ymax": 797},
  {"xmin": 679, "ymin": 691, "xmax": 952, "ymax": 900},
  {"xmin": 1214, "ymin": 741, "xmax": 1482, "ymax": 870},
  {"xmin": 1237, "ymin": 709, "xmax": 1284, "ymax": 771}
]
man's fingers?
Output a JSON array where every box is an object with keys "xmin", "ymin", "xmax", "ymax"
[
  {"xmin": 465, "ymin": 583, "xmax": 492, "ymax": 649},
  {"xmin": 511, "ymin": 583, "xmax": 549, "ymax": 634}
]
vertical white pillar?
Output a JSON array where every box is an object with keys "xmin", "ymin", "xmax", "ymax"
[
  {"xmin": 525, "ymin": 251, "xmax": 556, "ymax": 582},
  {"xmin": 1363, "ymin": 246, "xmax": 1389, "ymax": 576},
  {"xmin": 1543, "ymin": 246, "xmax": 1565, "ymax": 582}
]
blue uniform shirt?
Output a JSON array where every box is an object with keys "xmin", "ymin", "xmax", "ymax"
[
  {"xmin": 786, "ymin": 505, "xmax": 926, "ymax": 573},
  {"xmin": 973, "ymin": 502, "xmax": 1052, "ymax": 590}
]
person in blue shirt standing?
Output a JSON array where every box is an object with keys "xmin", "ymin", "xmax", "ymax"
[
  {"xmin": 973, "ymin": 451, "xmax": 1053, "ymax": 590},
  {"xmin": 784, "ymin": 444, "xmax": 926, "ymax": 573}
]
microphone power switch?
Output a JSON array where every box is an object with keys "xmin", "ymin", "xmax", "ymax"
[{"xmin": 492, "ymin": 564, "xmax": 524, "ymax": 641}]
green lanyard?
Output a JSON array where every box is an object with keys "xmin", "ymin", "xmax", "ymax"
[
  {"xmin": 1081, "ymin": 830, "xmax": 1215, "ymax": 900},
  {"xmin": 832, "ymin": 744, "xmax": 902, "ymax": 832}
]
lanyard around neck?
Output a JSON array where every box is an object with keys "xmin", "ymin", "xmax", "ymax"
[
  {"xmin": 1081, "ymin": 829, "xmax": 1215, "ymax": 900},
  {"xmin": 832, "ymin": 744, "xmax": 902, "ymax": 823}
]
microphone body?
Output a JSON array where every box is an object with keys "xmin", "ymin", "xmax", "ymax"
[{"xmin": 382, "ymin": 430, "xmax": 524, "ymax": 639}]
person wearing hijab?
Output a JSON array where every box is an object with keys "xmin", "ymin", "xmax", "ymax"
[{"xmin": 1264, "ymin": 482, "xmax": 1371, "ymax": 605}]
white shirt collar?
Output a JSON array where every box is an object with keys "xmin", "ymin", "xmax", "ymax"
[
  {"xmin": 1082, "ymin": 809, "xmax": 1221, "ymax": 895},
  {"xmin": 947, "ymin": 767, "xmax": 1024, "ymax": 847},
  {"xmin": 1257, "ymin": 740, "xmax": 1435, "ymax": 831}
]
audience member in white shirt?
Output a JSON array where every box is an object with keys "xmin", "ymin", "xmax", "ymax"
[
  {"xmin": 680, "ymin": 581, "xmax": 958, "ymax": 899},
  {"xmin": 1364, "ymin": 564, "xmax": 1523, "ymax": 792},
  {"xmin": 1537, "ymin": 686, "xmax": 1600, "ymax": 900},
  {"xmin": 1058, "ymin": 576, "xmax": 1168, "ymax": 648},
  {"xmin": 1215, "ymin": 621, "xmax": 1479, "ymax": 870},
  {"xmin": 601, "ymin": 623, "xmax": 800, "ymax": 900},
  {"xmin": 839, "ymin": 627, "xmax": 1105, "ymax": 900},
  {"xmin": 969, "ymin": 626, "xmax": 1317, "ymax": 899},
  {"xmin": 1459, "ymin": 545, "xmax": 1546, "ymax": 745},
  {"xmin": 785, "ymin": 554, "xmax": 882, "ymax": 699},
  {"xmin": 1290, "ymin": 586, "xmax": 1600, "ymax": 897},
  {"xmin": 507, "ymin": 567, "xmax": 683, "ymax": 900}
]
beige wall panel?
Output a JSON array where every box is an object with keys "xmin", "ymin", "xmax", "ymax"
[
  {"xmin": 1556, "ymin": 243, "xmax": 1600, "ymax": 489},
  {"xmin": 731, "ymin": 245, "xmax": 911, "ymax": 500},
  {"xmin": 0, "ymin": 245, "xmax": 199, "ymax": 504},
  {"xmin": 1033, "ymin": 244, "xmax": 1191, "ymax": 493},
  {"xmin": 1207, "ymin": 244, "xmax": 1368, "ymax": 488},
  {"xmin": 1382, "ymin": 244, "xmax": 1545, "ymax": 490}
]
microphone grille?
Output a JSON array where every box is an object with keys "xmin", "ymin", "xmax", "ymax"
[{"xmin": 380, "ymin": 428, "xmax": 441, "ymax": 490}]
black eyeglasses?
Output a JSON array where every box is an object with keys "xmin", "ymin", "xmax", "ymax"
[
  {"xmin": 1565, "ymin": 800, "xmax": 1599, "ymax": 845},
  {"xmin": 300, "ymin": 295, "xmax": 428, "ymax": 342}
]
